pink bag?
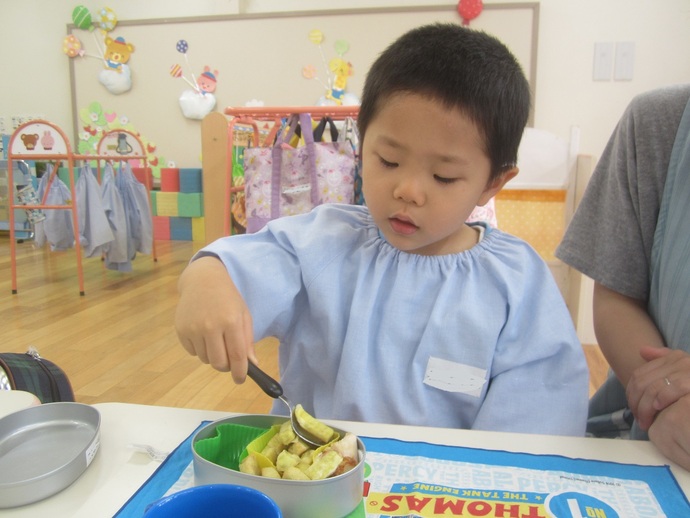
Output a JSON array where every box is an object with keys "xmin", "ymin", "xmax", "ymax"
[
  {"xmin": 244, "ymin": 113, "xmax": 356, "ymax": 233},
  {"xmin": 467, "ymin": 197, "xmax": 498, "ymax": 227}
]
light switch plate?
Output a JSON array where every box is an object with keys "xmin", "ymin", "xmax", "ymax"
[
  {"xmin": 593, "ymin": 42, "xmax": 614, "ymax": 81},
  {"xmin": 615, "ymin": 41, "xmax": 635, "ymax": 81}
]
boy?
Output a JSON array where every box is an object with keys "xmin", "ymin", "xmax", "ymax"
[{"xmin": 176, "ymin": 24, "xmax": 588, "ymax": 435}]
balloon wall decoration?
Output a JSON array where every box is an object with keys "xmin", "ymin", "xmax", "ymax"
[
  {"xmin": 457, "ymin": 0, "xmax": 484, "ymax": 26},
  {"xmin": 302, "ymin": 29, "xmax": 359, "ymax": 106},
  {"xmin": 170, "ymin": 39, "xmax": 219, "ymax": 120},
  {"xmin": 67, "ymin": 5, "xmax": 135, "ymax": 95}
]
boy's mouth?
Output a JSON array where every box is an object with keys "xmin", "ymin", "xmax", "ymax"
[{"xmin": 389, "ymin": 216, "xmax": 419, "ymax": 235}]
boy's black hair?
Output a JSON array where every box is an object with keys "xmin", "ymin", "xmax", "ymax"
[{"xmin": 358, "ymin": 23, "xmax": 531, "ymax": 180}]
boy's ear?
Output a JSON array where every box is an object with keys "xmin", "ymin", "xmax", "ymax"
[{"xmin": 477, "ymin": 167, "xmax": 518, "ymax": 206}]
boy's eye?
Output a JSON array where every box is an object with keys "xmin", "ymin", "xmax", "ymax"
[
  {"xmin": 378, "ymin": 155, "xmax": 397, "ymax": 168},
  {"xmin": 434, "ymin": 174, "xmax": 457, "ymax": 185}
]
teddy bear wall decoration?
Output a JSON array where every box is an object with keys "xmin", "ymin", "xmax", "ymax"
[{"xmin": 66, "ymin": 5, "xmax": 135, "ymax": 95}]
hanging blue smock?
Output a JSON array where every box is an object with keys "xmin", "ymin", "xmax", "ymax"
[
  {"xmin": 101, "ymin": 163, "xmax": 131, "ymax": 271},
  {"xmin": 75, "ymin": 164, "xmax": 114, "ymax": 257},
  {"xmin": 33, "ymin": 164, "xmax": 75, "ymax": 251}
]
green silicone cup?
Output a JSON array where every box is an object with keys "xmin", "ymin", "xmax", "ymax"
[{"xmin": 193, "ymin": 423, "xmax": 269, "ymax": 471}]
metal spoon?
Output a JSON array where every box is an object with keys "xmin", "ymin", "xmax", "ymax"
[{"xmin": 246, "ymin": 362, "xmax": 328, "ymax": 448}]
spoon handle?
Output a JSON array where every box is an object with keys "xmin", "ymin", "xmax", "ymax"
[{"xmin": 247, "ymin": 362, "xmax": 283, "ymax": 399}]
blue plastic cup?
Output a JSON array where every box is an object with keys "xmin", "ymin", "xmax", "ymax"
[{"xmin": 144, "ymin": 484, "xmax": 282, "ymax": 517}]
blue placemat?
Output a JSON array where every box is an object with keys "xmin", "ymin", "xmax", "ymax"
[
  {"xmin": 114, "ymin": 421, "xmax": 211, "ymax": 517},
  {"xmin": 115, "ymin": 424, "xmax": 690, "ymax": 517}
]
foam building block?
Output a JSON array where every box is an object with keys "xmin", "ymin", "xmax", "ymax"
[
  {"xmin": 153, "ymin": 216, "xmax": 170, "ymax": 240},
  {"xmin": 170, "ymin": 216, "xmax": 193, "ymax": 240},
  {"xmin": 179, "ymin": 168, "xmax": 203, "ymax": 193},
  {"xmin": 153, "ymin": 191, "xmax": 179, "ymax": 217},
  {"xmin": 178, "ymin": 193, "xmax": 203, "ymax": 218},
  {"xmin": 149, "ymin": 191, "xmax": 157, "ymax": 215},
  {"xmin": 160, "ymin": 167, "xmax": 180, "ymax": 192},
  {"xmin": 192, "ymin": 217, "xmax": 205, "ymax": 242}
]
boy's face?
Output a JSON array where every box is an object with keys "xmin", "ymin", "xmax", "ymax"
[{"xmin": 361, "ymin": 93, "xmax": 515, "ymax": 255}]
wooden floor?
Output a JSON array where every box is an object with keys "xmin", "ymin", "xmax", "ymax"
[{"xmin": 1, "ymin": 235, "xmax": 609, "ymax": 412}]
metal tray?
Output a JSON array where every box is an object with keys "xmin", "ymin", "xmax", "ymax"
[{"xmin": 0, "ymin": 402, "xmax": 100, "ymax": 508}]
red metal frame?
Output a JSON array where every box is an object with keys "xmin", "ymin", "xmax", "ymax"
[{"xmin": 8, "ymin": 120, "xmax": 155, "ymax": 295}]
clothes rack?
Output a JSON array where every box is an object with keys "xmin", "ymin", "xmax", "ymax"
[
  {"xmin": 7, "ymin": 120, "xmax": 156, "ymax": 295},
  {"xmin": 201, "ymin": 105, "xmax": 359, "ymax": 243}
]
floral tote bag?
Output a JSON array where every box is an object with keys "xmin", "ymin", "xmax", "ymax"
[{"xmin": 243, "ymin": 113, "xmax": 356, "ymax": 233}]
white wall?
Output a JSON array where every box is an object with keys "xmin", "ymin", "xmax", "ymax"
[
  {"xmin": 3, "ymin": 0, "xmax": 689, "ymax": 164},
  {"xmin": 3, "ymin": 0, "xmax": 690, "ymax": 343}
]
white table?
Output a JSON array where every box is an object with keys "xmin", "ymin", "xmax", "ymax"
[
  {"xmin": 1, "ymin": 402, "xmax": 688, "ymax": 517},
  {"xmin": 0, "ymin": 390, "xmax": 40, "ymax": 419}
]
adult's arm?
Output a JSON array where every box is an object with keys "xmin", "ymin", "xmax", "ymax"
[
  {"xmin": 594, "ymin": 282, "xmax": 690, "ymax": 434},
  {"xmin": 592, "ymin": 282, "xmax": 665, "ymax": 387}
]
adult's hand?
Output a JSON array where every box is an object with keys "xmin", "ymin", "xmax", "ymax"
[
  {"xmin": 626, "ymin": 346, "xmax": 690, "ymax": 431},
  {"xmin": 648, "ymin": 393, "xmax": 690, "ymax": 471}
]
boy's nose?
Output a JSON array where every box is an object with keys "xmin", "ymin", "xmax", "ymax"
[{"xmin": 393, "ymin": 174, "xmax": 425, "ymax": 205}]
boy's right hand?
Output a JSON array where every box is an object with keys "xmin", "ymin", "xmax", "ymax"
[{"xmin": 175, "ymin": 256, "xmax": 257, "ymax": 384}]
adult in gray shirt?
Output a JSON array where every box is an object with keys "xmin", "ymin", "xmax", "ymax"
[{"xmin": 557, "ymin": 84, "xmax": 690, "ymax": 470}]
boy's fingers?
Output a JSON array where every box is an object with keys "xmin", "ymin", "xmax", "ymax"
[
  {"xmin": 225, "ymin": 322, "xmax": 252, "ymax": 385},
  {"xmin": 193, "ymin": 338, "xmax": 210, "ymax": 365},
  {"xmin": 177, "ymin": 334, "xmax": 196, "ymax": 357},
  {"xmin": 244, "ymin": 311, "xmax": 257, "ymax": 365},
  {"xmin": 206, "ymin": 335, "xmax": 231, "ymax": 372}
]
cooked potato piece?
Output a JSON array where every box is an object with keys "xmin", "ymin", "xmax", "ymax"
[
  {"xmin": 282, "ymin": 466, "xmax": 311, "ymax": 480},
  {"xmin": 276, "ymin": 450, "xmax": 301, "ymax": 473},
  {"xmin": 261, "ymin": 467, "xmax": 281, "ymax": 478},
  {"xmin": 333, "ymin": 456, "xmax": 358, "ymax": 476},
  {"xmin": 294, "ymin": 404, "xmax": 335, "ymax": 443},
  {"xmin": 288, "ymin": 439, "xmax": 310, "ymax": 456},
  {"xmin": 266, "ymin": 433, "xmax": 287, "ymax": 451},
  {"xmin": 300, "ymin": 450, "xmax": 314, "ymax": 465},
  {"xmin": 239, "ymin": 454, "xmax": 261, "ymax": 476},
  {"xmin": 330, "ymin": 433, "xmax": 358, "ymax": 460},
  {"xmin": 278, "ymin": 420, "xmax": 296, "ymax": 445},
  {"xmin": 261, "ymin": 445, "xmax": 281, "ymax": 464},
  {"xmin": 305, "ymin": 450, "xmax": 343, "ymax": 480},
  {"xmin": 296, "ymin": 461, "xmax": 312, "ymax": 472}
]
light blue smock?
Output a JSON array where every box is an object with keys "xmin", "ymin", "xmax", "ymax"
[
  {"xmin": 116, "ymin": 162, "xmax": 153, "ymax": 257},
  {"xmin": 75, "ymin": 164, "xmax": 114, "ymax": 257},
  {"xmin": 101, "ymin": 163, "xmax": 130, "ymax": 270},
  {"xmin": 34, "ymin": 165, "xmax": 75, "ymax": 251},
  {"xmin": 201, "ymin": 204, "xmax": 588, "ymax": 436}
]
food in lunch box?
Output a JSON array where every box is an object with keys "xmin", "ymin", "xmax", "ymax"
[{"xmin": 239, "ymin": 406, "xmax": 359, "ymax": 481}]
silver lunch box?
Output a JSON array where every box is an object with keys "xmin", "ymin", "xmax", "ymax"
[{"xmin": 192, "ymin": 414, "xmax": 365, "ymax": 518}]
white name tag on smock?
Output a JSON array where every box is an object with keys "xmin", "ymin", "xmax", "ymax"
[{"xmin": 423, "ymin": 356, "xmax": 486, "ymax": 397}]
